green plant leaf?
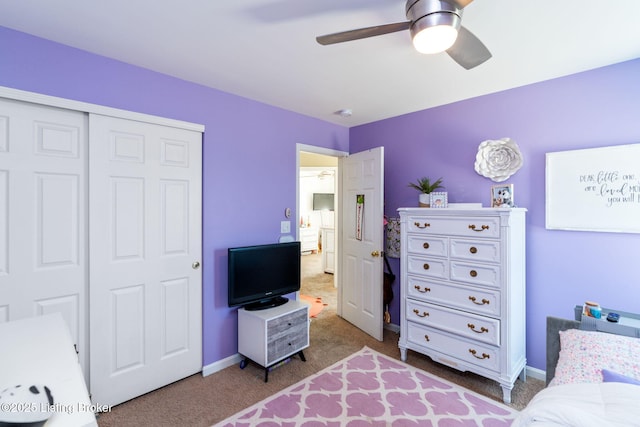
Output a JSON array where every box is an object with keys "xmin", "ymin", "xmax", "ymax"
[{"xmin": 408, "ymin": 177, "xmax": 444, "ymax": 194}]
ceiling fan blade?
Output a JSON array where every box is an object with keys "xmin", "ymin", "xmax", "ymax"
[
  {"xmin": 448, "ymin": 0, "xmax": 475, "ymax": 8},
  {"xmin": 446, "ymin": 26, "xmax": 491, "ymax": 69},
  {"xmin": 316, "ymin": 21, "xmax": 411, "ymax": 45}
]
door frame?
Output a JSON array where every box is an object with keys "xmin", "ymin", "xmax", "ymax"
[{"xmin": 296, "ymin": 143, "xmax": 347, "ymax": 315}]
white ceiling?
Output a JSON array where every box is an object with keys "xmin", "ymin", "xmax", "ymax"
[{"xmin": 1, "ymin": 1, "xmax": 640, "ymax": 126}]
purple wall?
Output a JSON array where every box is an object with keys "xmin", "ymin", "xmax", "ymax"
[
  {"xmin": 350, "ymin": 58, "xmax": 640, "ymax": 370},
  {"xmin": 0, "ymin": 26, "xmax": 349, "ymax": 366},
  {"xmin": 3, "ymin": 24, "xmax": 639, "ymax": 374}
]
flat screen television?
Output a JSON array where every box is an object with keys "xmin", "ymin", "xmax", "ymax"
[
  {"xmin": 313, "ymin": 192, "xmax": 334, "ymax": 211},
  {"xmin": 227, "ymin": 241, "xmax": 301, "ymax": 310}
]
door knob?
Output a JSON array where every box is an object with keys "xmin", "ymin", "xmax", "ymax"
[
  {"xmin": 192, "ymin": 261, "xmax": 201, "ymax": 269},
  {"xmin": 371, "ymin": 250, "xmax": 380, "ymax": 257}
]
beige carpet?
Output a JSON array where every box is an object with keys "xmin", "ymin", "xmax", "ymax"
[{"xmin": 96, "ymin": 252, "xmax": 544, "ymax": 427}]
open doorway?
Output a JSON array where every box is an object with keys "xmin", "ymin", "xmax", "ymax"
[{"xmin": 296, "ymin": 144, "xmax": 347, "ymax": 318}]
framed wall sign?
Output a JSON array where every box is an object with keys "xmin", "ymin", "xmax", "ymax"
[{"xmin": 545, "ymin": 143, "xmax": 640, "ymax": 233}]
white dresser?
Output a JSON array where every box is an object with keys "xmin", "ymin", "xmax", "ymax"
[
  {"xmin": 321, "ymin": 227, "xmax": 335, "ymax": 273},
  {"xmin": 300, "ymin": 227, "xmax": 318, "ymax": 253},
  {"xmin": 397, "ymin": 207, "xmax": 526, "ymax": 403}
]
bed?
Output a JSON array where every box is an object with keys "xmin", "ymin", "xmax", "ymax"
[{"xmin": 513, "ymin": 315, "xmax": 640, "ymax": 427}]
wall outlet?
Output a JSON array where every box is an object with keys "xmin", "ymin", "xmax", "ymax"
[{"xmin": 280, "ymin": 220, "xmax": 291, "ymax": 233}]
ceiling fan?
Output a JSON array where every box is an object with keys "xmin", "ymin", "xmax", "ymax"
[{"xmin": 316, "ymin": 0, "xmax": 491, "ymax": 70}]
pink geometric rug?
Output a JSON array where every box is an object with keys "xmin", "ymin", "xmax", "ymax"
[{"xmin": 213, "ymin": 346, "xmax": 519, "ymax": 426}]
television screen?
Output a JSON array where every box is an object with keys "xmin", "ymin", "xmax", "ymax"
[
  {"xmin": 313, "ymin": 193, "xmax": 334, "ymax": 211},
  {"xmin": 227, "ymin": 241, "xmax": 301, "ymax": 310}
]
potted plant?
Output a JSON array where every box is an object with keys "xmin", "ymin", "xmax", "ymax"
[{"xmin": 408, "ymin": 177, "xmax": 444, "ymax": 207}]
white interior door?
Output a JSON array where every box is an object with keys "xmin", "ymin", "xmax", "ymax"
[
  {"xmin": 88, "ymin": 114, "xmax": 202, "ymax": 406},
  {"xmin": 339, "ymin": 147, "xmax": 384, "ymax": 340},
  {"xmin": 0, "ymin": 98, "xmax": 89, "ymax": 375}
]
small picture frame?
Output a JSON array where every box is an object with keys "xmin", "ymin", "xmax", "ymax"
[
  {"xmin": 429, "ymin": 192, "xmax": 448, "ymax": 208},
  {"xmin": 491, "ymin": 184, "xmax": 514, "ymax": 208}
]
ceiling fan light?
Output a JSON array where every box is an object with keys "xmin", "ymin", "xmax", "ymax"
[
  {"xmin": 412, "ymin": 25, "xmax": 458, "ymax": 54},
  {"xmin": 410, "ymin": 12, "xmax": 461, "ymax": 54}
]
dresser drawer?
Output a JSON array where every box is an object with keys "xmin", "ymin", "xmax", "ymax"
[
  {"xmin": 450, "ymin": 239, "xmax": 500, "ymax": 263},
  {"xmin": 407, "ymin": 323, "xmax": 500, "ymax": 372},
  {"xmin": 406, "ymin": 300, "xmax": 500, "ymax": 345},
  {"xmin": 407, "ymin": 235, "xmax": 448, "ymax": 257},
  {"xmin": 450, "ymin": 261, "xmax": 500, "ymax": 288},
  {"xmin": 407, "ymin": 215, "xmax": 501, "ymax": 238},
  {"xmin": 407, "ymin": 276, "xmax": 501, "ymax": 317},
  {"xmin": 407, "ymin": 255, "xmax": 448, "ymax": 280}
]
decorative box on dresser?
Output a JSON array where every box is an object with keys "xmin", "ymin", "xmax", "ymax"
[{"xmin": 397, "ymin": 207, "xmax": 526, "ymax": 403}]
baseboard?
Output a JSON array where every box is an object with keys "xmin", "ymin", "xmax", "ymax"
[
  {"xmin": 202, "ymin": 352, "xmax": 243, "ymax": 377},
  {"xmin": 384, "ymin": 322, "xmax": 400, "ymax": 334},
  {"xmin": 525, "ymin": 365, "xmax": 545, "ymax": 382}
]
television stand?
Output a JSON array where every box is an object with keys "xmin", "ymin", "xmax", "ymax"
[{"xmin": 238, "ymin": 299, "xmax": 310, "ymax": 382}]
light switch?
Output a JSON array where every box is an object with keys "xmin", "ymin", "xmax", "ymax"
[{"xmin": 281, "ymin": 220, "xmax": 291, "ymax": 233}]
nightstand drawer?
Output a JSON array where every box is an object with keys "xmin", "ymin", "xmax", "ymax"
[
  {"xmin": 267, "ymin": 309, "xmax": 308, "ymax": 337},
  {"xmin": 267, "ymin": 322, "xmax": 308, "ymax": 364}
]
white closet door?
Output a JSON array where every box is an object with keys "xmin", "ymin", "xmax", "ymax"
[
  {"xmin": 0, "ymin": 98, "xmax": 88, "ymax": 376},
  {"xmin": 88, "ymin": 114, "xmax": 202, "ymax": 407}
]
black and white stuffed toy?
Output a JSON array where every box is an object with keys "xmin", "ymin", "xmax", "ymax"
[{"xmin": 0, "ymin": 384, "xmax": 54, "ymax": 427}]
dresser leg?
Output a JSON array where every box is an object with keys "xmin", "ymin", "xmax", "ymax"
[
  {"xmin": 399, "ymin": 347, "xmax": 407, "ymax": 362},
  {"xmin": 501, "ymin": 384, "xmax": 513, "ymax": 404},
  {"xmin": 298, "ymin": 350, "xmax": 306, "ymax": 362},
  {"xmin": 519, "ymin": 367, "xmax": 527, "ymax": 382}
]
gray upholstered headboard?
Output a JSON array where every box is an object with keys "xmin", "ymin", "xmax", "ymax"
[{"xmin": 546, "ymin": 316, "xmax": 580, "ymax": 385}]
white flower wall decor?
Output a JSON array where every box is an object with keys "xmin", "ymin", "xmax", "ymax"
[{"xmin": 474, "ymin": 137, "xmax": 523, "ymax": 182}]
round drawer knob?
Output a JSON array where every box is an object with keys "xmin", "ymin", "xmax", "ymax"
[
  {"xmin": 423, "ymin": 242, "xmax": 430, "ymax": 249},
  {"xmin": 469, "ymin": 246, "xmax": 477, "ymax": 254},
  {"xmin": 469, "ymin": 270, "xmax": 477, "ymax": 277},
  {"xmin": 423, "ymin": 263, "xmax": 430, "ymax": 270}
]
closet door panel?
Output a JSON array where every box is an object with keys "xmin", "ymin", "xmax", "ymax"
[
  {"xmin": 0, "ymin": 98, "xmax": 88, "ymax": 376},
  {"xmin": 89, "ymin": 113, "xmax": 202, "ymax": 407}
]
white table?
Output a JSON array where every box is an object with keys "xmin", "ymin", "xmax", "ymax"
[{"xmin": 0, "ymin": 313, "xmax": 98, "ymax": 426}]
